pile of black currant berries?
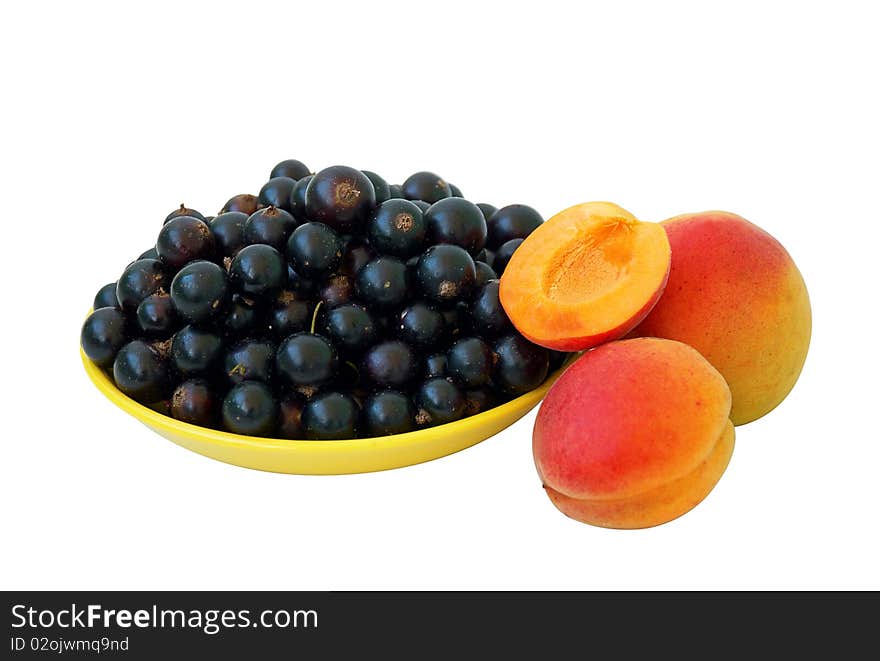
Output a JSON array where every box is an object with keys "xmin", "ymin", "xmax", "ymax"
[{"xmin": 81, "ymin": 160, "xmax": 567, "ymax": 440}]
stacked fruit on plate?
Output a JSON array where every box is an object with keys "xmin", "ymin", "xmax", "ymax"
[{"xmin": 81, "ymin": 160, "xmax": 567, "ymax": 440}]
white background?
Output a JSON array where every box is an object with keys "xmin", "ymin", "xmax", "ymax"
[{"xmin": 1, "ymin": 1, "xmax": 877, "ymax": 590}]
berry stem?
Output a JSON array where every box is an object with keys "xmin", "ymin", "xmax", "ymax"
[{"xmin": 310, "ymin": 300, "xmax": 323, "ymax": 334}]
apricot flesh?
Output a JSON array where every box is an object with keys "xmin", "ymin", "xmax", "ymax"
[
  {"xmin": 500, "ymin": 202, "xmax": 670, "ymax": 351},
  {"xmin": 533, "ymin": 337, "xmax": 734, "ymax": 529},
  {"xmin": 634, "ymin": 211, "xmax": 811, "ymax": 425}
]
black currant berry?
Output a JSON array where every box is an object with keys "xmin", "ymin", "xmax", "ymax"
[
  {"xmin": 221, "ymin": 194, "xmax": 260, "ymax": 216},
  {"xmin": 93, "ymin": 282, "xmax": 119, "ymax": 310},
  {"xmin": 402, "ymin": 171, "xmax": 451, "ymax": 203},
  {"xmin": 463, "ymin": 387, "xmax": 501, "ymax": 417},
  {"xmin": 210, "ymin": 212, "xmax": 249, "ymax": 257},
  {"xmin": 113, "ymin": 340, "xmax": 170, "ymax": 403},
  {"xmin": 492, "ymin": 238, "xmax": 523, "ymax": 275},
  {"xmin": 276, "ymin": 333, "xmax": 339, "ymax": 387},
  {"xmin": 362, "ymin": 170, "xmax": 391, "ymax": 205},
  {"xmin": 222, "ymin": 294, "xmax": 260, "ymax": 338},
  {"xmin": 157, "ymin": 216, "xmax": 215, "ymax": 270},
  {"xmin": 355, "ymin": 257, "xmax": 410, "ymax": 310},
  {"xmin": 322, "ymin": 304, "xmax": 377, "ymax": 355},
  {"xmin": 286, "ymin": 222, "xmax": 343, "ymax": 279},
  {"xmin": 302, "ymin": 392, "xmax": 359, "ymax": 440},
  {"xmin": 229, "ymin": 244, "xmax": 286, "ymax": 296},
  {"xmin": 441, "ymin": 304, "xmax": 468, "ymax": 344},
  {"xmin": 169, "ymin": 260, "xmax": 228, "ymax": 325},
  {"xmin": 223, "ymin": 338, "xmax": 275, "ymax": 385},
  {"xmin": 267, "ymin": 290, "xmax": 312, "ymax": 340},
  {"xmin": 363, "ymin": 390, "xmax": 416, "ymax": 436},
  {"xmin": 116, "ymin": 259, "xmax": 168, "ymax": 311},
  {"xmin": 361, "ymin": 340, "xmax": 418, "ymax": 389},
  {"xmin": 476, "ymin": 203, "xmax": 497, "ymax": 222},
  {"xmin": 319, "ymin": 274, "xmax": 354, "ymax": 308},
  {"xmin": 244, "ymin": 206, "xmax": 298, "ymax": 250},
  {"xmin": 258, "ymin": 177, "xmax": 297, "ymax": 212},
  {"xmin": 139, "ymin": 247, "xmax": 159, "ymax": 260},
  {"xmin": 170, "ymin": 379, "xmax": 218, "ymax": 427},
  {"xmin": 270, "ymin": 159, "xmax": 311, "ymax": 181},
  {"xmin": 397, "ymin": 302, "xmax": 444, "ymax": 348},
  {"xmin": 136, "ymin": 292, "xmax": 178, "ymax": 337},
  {"xmin": 473, "ymin": 261, "xmax": 497, "ymax": 290},
  {"xmin": 164, "ymin": 204, "xmax": 206, "ymax": 224},
  {"xmin": 448, "ymin": 183, "xmax": 463, "ymax": 198},
  {"xmin": 81, "ymin": 307, "xmax": 128, "ymax": 367},
  {"xmin": 415, "ymin": 378, "xmax": 465, "ymax": 426},
  {"xmin": 493, "ymin": 333, "xmax": 549, "ymax": 396},
  {"xmin": 222, "ymin": 381, "xmax": 277, "ymax": 437},
  {"xmin": 549, "ymin": 350, "xmax": 569, "ymax": 372},
  {"xmin": 487, "ymin": 204, "xmax": 543, "ymax": 249},
  {"xmin": 415, "ymin": 244, "xmax": 476, "ymax": 305},
  {"xmin": 305, "ymin": 166, "xmax": 376, "ymax": 232},
  {"xmin": 471, "ymin": 280, "xmax": 512, "ymax": 337},
  {"xmin": 425, "ymin": 197, "xmax": 487, "ymax": 255},
  {"xmin": 447, "ymin": 337, "xmax": 494, "ymax": 388},
  {"xmin": 287, "ymin": 264, "xmax": 319, "ymax": 297},
  {"xmin": 340, "ymin": 238, "xmax": 375, "ymax": 278},
  {"xmin": 170, "ymin": 325, "xmax": 224, "ymax": 376},
  {"xmin": 424, "ymin": 353, "xmax": 447, "ymax": 378},
  {"xmin": 411, "ymin": 200, "xmax": 431, "ymax": 213},
  {"xmin": 277, "ymin": 394, "xmax": 305, "ymax": 439},
  {"xmin": 288, "ymin": 175, "xmax": 313, "ymax": 221},
  {"xmin": 368, "ymin": 199, "xmax": 427, "ymax": 258},
  {"xmin": 388, "ymin": 184, "xmax": 404, "ymax": 199}
]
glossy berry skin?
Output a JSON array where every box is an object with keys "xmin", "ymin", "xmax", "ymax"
[
  {"xmin": 267, "ymin": 290, "xmax": 312, "ymax": 340},
  {"xmin": 287, "ymin": 264, "xmax": 318, "ymax": 297},
  {"xmin": 388, "ymin": 184, "xmax": 404, "ymax": 199},
  {"xmin": 368, "ymin": 199, "xmax": 427, "ymax": 258},
  {"xmin": 463, "ymin": 387, "xmax": 500, "ymax": 416},
  {"xmin": 493, "ymin": 333, "xmax": 549, "ymax": 396},
  {"xmin": 355, "ymin": 257, "xmax": 410, "ymax": 310},
  {"xmin": 116, "ymin": 259, "xmax": 168, "ymax": 311},
  {"xmin": 476, "ymin": 203, "xmax": 497, "ymax": 222},
  {"xmin": 229, "ymin": 244, "xmax": 286, "ymax": 296},
  {"xmin": 276, "ymin": 333, "xmax": 339, "ymax": 387},
  {"xmin": 288, "ymin": 175, "xmax": 313, "ymax": 221},
  {"xmin": 475, "ymin": 248, "xmax": 494, "ymax": 269},
  {"xmin": 81, "ymin": 307, "xmax": 128, "ymax": 367},
  {"xmin": 340, "ymin": 238, "xmax": 375, "ymax": 278},
  {"xmin": 244, "ymin": 206, "xmax": 298, "ymax": 251},
  {"xmin": 93, "ymin": 282, "xmax": 119, "ymax": 310},
  {"xmin": 136, "ymin": 292, "xmax": 178, "ymax": 337},
  {"xmin": 411, "ymin": 200, "xmax": 431, "ymax": 213},
  {"xmin": 112, "ymin": 340, "xmax": 170, "ymax": 403},
  {"xmin": 222, "ymin": 381, "xmax": 277, "ymax": 437},
  {"xmin": 487, "ymin": 204, "xmax": 543, "ymax": 249},
  {"xmin": 258, "ymin": 177, "xmax": 297, "ymax": 212},
  {"xmin": 170, "ymin": 325, "xmax": 224, "ymax": 376},
  {"xmin": 319, "ymin": 274, "xmax": 354, "ymax": 308},
  {"xmin": 277, "ymin": 395, "xmax": 305, "ymax": 439},
  {"xmin": 270, "ymin": 159, "xmax": 311, "ymax": 181},
  {"xmin": 170, "ymin": 379, "xmax": 217, "ymax": 427},
  {"xmin": 210, "ymin": 212, "xmax": 248, "ymax": 257},
  {"xmin": 221, "ymin": 194, "xmax": 260, "ymax": 216},
  {"xmin": 302, "ymin": 392, "xmax": 359, "ymax": 440},
  {"xmin": 425, "ymin": 197, "xmax": 487, "ymax": 255},
  {"xmin": 169, "ymin": 260, "xmax": 228, "ymax": 324},
  {"xmin": 397, "ymin": 302, "xmax": 444, "ymax": 349},
  {"xmin": 139, "ymin": 247, "xmax": 159, "ymax": 260},
  {"xmin": 492, "ymin": 238, "xmax": 523, "ymax": 276},
  {"xmin": 156, "ymin": 216, "xmax": 215, "ymax": 270},
  {"xmin": 222, "ymin": 294, "xmax": 260, "ymax": 338},
  {"xmin": 223, "ymin": 339, "xmax": 275, "ymax": 385},
  {"xmin": 322, "ymin": 304, "xmax": 377, "ymax": 355},
  {"xmin": 305, "ymin": 166, "xmax": 376, "ymax": 232},
  {"xmin": 286, "ymin": 222, "xmax": 343, "ymax": 279},
  {"xmin": 164, "ymin": 204, "xmax": 206, "ymax": 224},
  {"xmin": 362, "ymin": 170, "xmax": 391, "ymax": 205},
  {"xmin": 402, "ymin": 171, "xmax": 451, "ymax": 203},
  {"xmin": 448, "ymin": 183, "xmax": 463, "ymax": 198},
  {"xmin": 424, "ymin": 353, "xmax": 447, "ymax": 378},
  {"xmin": 471, "ymin": 280, "xmax": 512, "ymax": 337},
  {"xmin": 447, "ymin": 337, "xmax": 494, "ymax": 388},
  {"xmin": 473, "ymin": 261, "xmax": 497, "ymax": 290},
  {"xmin": 361, "ymin": 340, "xmax": 418, "ymax": 389},
  {"xmin": 363, "ymin": 390, "xmax": 416, "ymax": 436},
  {"xmin": 415, "ymin": 378, "xmax": 465, "ymax": 427},
  {"xmin": 415, "ymin": 244, "xmax": 476, "ymax": 305}
]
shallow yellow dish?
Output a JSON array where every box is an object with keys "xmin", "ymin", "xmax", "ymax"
[{"xmin": 81, "ymin": 346, "xmax": 569, "ymax": 475}]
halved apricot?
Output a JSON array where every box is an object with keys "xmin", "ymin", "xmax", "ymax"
[{"xmin": 499, "ymin": 202, "xmax": 671, "ymax": 351}]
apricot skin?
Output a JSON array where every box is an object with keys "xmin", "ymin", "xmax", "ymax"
[
  {"xmin": 634, "ymin": 211, "xmax": 811, "ymax": 425},
  {"xmin": 533, "ymin": 337, "xmax": 734, "ymax": 529}
]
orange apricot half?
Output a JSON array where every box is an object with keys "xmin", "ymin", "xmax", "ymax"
[{"xmin": 499, "ymin": 202, "xmax": 671, "ymax": 351}]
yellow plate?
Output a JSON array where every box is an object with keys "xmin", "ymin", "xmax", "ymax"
[{"xmin": 81, "ymin": 344, "xmax": 569, "ymax": 475}]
